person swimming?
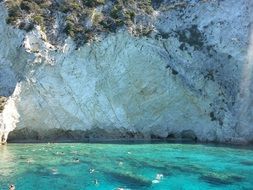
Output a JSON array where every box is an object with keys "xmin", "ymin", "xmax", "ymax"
[
  {"xmin": 9, "ymin": 184, "xmax": 15, "ymax": 190},
  {"xmin": 94, "ymin": 179, "xmax": 99, "ymax": 186}
]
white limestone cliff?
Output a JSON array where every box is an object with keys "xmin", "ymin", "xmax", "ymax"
[
  {"xmin": 0, "ymin": 84, "xmax": 21, "ymax": 144},
  {"xmin": 0, "ymin": 0, "xmax": 253, "ymax": 144}
]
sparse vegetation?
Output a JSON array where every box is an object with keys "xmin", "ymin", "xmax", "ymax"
[
  {"xmin": 5, "ymin": 0, "xmax": 155, "ymax": 46},
  {"xmin": 83, "ymin": 0, "xmax": 105, "ymax": 7},
  {"xmin": 92, "ymin": 10, "xmax": 104, "ymax": 26}
]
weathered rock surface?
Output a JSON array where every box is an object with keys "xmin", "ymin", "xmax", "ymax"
[{"xmin": 1, "ymin": 0, "xmax": 253, "ymax": 144}]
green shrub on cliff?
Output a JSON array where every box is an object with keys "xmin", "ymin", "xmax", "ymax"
[
  {"xmin": 6, "ymin": 6, "xmax": 21, "ymax": 24},
  {"xmin": 5, "ymin": 0, "xmax": 155, "ymax": 46},
  {"xmin": 83, "ymin": 0, "xmax": 105, "ymax": 7},
  {"xmin": 33, "ymin": 15, "xmax": 45, "ymax": 31},
  {"xmin": 64, "ymin": 21, "xmax": 75, "ymax": 37},
  {"xmin": 20, "ymin": 0, "xmax": 41, "ymax": 13}
]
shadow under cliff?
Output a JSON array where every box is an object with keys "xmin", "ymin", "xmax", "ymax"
[{"xmin": 8, "ymin": 127, "xmax": 200, "ymax": 144}]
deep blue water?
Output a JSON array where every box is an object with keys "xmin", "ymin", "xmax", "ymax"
[{"xmin": 0, "ymin": 143, "xmax": 253, "ymax": 190}]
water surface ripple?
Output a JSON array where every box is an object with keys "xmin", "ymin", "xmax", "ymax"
[{"xmin": 0, "ymin": 143, "xmax": 253, "ymax": 190}]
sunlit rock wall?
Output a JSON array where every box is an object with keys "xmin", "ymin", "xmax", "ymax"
[
  {"xmin": 1, "ymin": 0, "xmax": 253, "ymax": 144},
  {"xmin": 0, "ymin": 4, "xmax": 25, "ymax": 144}
]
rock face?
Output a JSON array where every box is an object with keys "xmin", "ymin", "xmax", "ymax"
[{"xmin": 1, "ymin": 0, "xmax": 253, "ymax": 144}]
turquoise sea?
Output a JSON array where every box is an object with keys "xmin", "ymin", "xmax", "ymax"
[{"xmin": 0, "ymin": 143, "xmax": 253, "ymax": 190}]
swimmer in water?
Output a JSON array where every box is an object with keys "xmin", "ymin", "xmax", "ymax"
[
  {"xmin": 89, "ymin": 168, "xmax": 95, "ymax": 173},
  {"xmin": 94, "ymin": 179, "xmax": 99, "ymax": 186},
  {"xmin": 73, "ymin": 158, "xmax": 80, "ymax": 163},
  {"xmin": 9, "ymin": 184, "xmax": 15, "ymax": 190}
]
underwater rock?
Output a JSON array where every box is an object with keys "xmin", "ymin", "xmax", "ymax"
[
  {"xmin": 200, "ymin": 172, "xmax": 244, "ymax": 185},
  {"xmin": 106, "ymin": 170, "xmax": 152, "ymax": 187},
  {"xmin": 240, "ymin": 160, "xmax": 253, "ymax": 166}
]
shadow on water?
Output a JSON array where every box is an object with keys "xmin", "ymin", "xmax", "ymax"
[{"xmin": 7, "ymin": 139, "xmax": 253, "ymax": 152}]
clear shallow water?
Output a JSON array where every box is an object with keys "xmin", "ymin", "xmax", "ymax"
[{"xmin": 0, "ymin": 143, "xmax": 253, "ymax": 190}]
